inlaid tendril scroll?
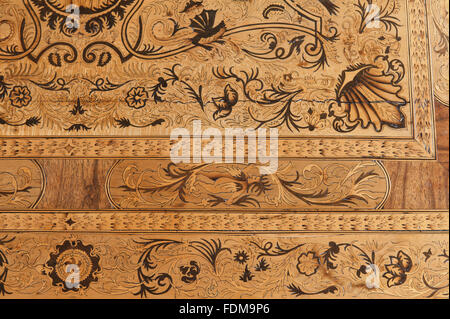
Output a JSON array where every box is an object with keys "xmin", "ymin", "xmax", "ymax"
[{"xmin": 0, "ymin": 0, "xmax": 429, "ymax": 137}]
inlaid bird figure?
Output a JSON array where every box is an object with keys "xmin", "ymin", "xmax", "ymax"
[
  {"xmin": 190, "ymin": 9, "xmax": 226, "ymax": 51},
  {"xmin": 318, "ymin": 0, "xmax": 340, "ymax": 15},
  {"xmin": 212, "ymin": 84, "xmax": 239, "ymax": 120}
]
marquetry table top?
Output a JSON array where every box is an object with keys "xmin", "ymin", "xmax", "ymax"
[{"xmin": 0, "ymin": 0, "xmax": 448, "ymax": 300}]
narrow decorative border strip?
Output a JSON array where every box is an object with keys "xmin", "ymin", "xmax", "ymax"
[{"xmin": 0, "ymin": 210, "xmax": 447, "ymax": 232}]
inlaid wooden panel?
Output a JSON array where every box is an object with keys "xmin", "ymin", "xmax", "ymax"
[
  {"xmin": 0, "ymin": 0, "xmax": 437, "ymax": 159},
  {"xmin": 9, "ymin": 156, "xmax": 446, "ymax": 211},
  {"xmin": 0, "ymin": 232, "xmax": 447, "ymax": 299},
  {"xmin": 106, "ymin": 159, "xmax": 390, "ymax": 210},
  {"xmin": 0, "ymin": 159, "xmax": 44, "ymax": 209}
]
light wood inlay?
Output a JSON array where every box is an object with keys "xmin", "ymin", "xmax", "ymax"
[
  {"xmin": 0, "ymin": 0, "xmax": 437, "ymax": 159},
  {"xmin": 106, "ymin": 159, "xmax": 390, "ymax": 210},
  {"xmin": 0, "ymin": 0, "xmax": 448, "ymax": 300},
  {"xmin": 429, "ymin": 0, "xmax": 449, "ymax": 106},
  {"xmin": 0, "ymin": 232, "xmax": 447, "ymax": 299}
]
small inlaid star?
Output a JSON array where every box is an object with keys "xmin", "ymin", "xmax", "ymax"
[{"xmin": 65, "ymin": 218, "xmax": 76, "ymax": 226}]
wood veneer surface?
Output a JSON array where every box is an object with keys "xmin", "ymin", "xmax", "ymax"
[{"xmin": 0, "ymin": 0, "xmax": 448, "ymax": 299}]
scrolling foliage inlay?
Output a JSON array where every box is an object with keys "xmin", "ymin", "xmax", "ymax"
[
  {"xmin": 0, "ymin": 159, "xmax": 44, "ymax": 209},
  {"xmin": 0, "ymin": 0, "xmax": 415, "ymax": 136},
  {"xmin": 0, "ymin": 233, "xmax": 448, "ymax": 298},
  {"xmin": 429, "ymin": 0, "xmax": 449, "ymax": 106}
]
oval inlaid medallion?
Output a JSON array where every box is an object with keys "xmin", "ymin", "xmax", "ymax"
[{"xmin": 106, "ymin": 159, "xmax": 390, "ymax": 210}]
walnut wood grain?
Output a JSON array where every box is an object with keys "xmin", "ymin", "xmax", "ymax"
[
  {"xmin": 36, "ymin": 159, "xmax": 115, "ymax": 210},
  {"xmin": 429, "ymin": 0, "xmax": 449, "ymax": 106}
]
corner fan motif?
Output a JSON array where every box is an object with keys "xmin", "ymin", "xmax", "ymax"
[{"xmin": 0, "ymin": 0, "xmax": 408, "ymax": 133}]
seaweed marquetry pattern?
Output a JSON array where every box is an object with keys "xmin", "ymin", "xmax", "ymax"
[
  {"xmin": 0, "ymin": 0, "xmax": 437, "ymax": 159},
  {"xmin": 106, "ymin": 160, "xmax": 390, "ymax": 210},
  {"xmin": 0, "ymin": 137, "xmax": 433, "ymax": 158},
  {"xmin": 0, "ymin": 232, "xmax": 447, "ymax": 298}
]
